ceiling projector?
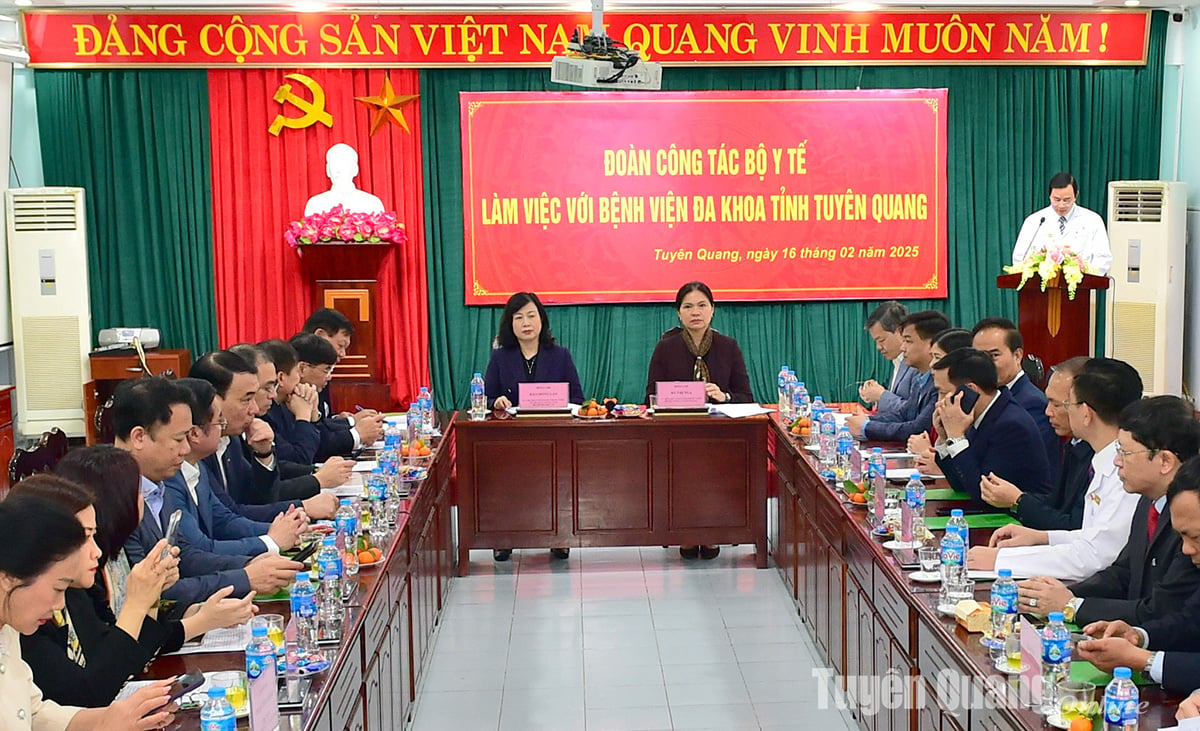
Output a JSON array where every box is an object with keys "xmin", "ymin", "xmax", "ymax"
[{"xmin": 551, "ymin": 1, "xmax": 662, "ymax": 91}]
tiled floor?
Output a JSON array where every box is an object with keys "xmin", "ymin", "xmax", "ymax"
[{"xmin": 409, "ymin": 545, "xmax": 857, "ymax": 731}]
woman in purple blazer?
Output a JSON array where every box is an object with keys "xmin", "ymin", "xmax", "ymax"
[
  {"xmin": 484, "ymin": 292, "xmax": 585, "ymax": 410},
  {"xmin": 645, "ymin": 282, "xmax": 753, "ymax": 561},
  {"xmin": 483, "ymin": 292, "xmax": 584, "ymax": 562}
]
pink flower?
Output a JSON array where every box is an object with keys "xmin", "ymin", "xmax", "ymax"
[
  {"xmin": 317, "ymin": 224, "xmax": 336, "ymax": 240},
  {"xmin": 337, "ymin": 224, "xmax": 357, "ymax": 240}
]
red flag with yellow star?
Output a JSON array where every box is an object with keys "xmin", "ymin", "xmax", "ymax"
[{"xmin": 208, "ymin": 68, "xmax": 428, "ymax": 407}]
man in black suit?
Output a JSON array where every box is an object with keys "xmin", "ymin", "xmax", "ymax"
[
  {"xmin": 1074, "ymin": 455, "xmax": 1200, "ymax": 696},
  {"xmin": 972, "ymin": 317, "xmax": 1061, "ymax": 481},
  {"xmin": 290, "ymin": 333, "xmax": 383, "ymax": 461},
  {"xmin": 1017, "ymin": 396, "xmax": 1200, "ymax": 626},
  {"xmin": 111, "ymin": 377, "xmax": 300, "ymax": 617},
  {"xmin": 190, "ymin": 350, "xmax": 337, "ymax": 520},
  {"xmin": 932, "ymin": 348, "xmax": 1053, "ymax": 505},
  {"xmin": 979, "ymin": 356, "xmax": 1094, "ymax": 530}
]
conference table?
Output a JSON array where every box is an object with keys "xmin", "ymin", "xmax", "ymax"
[{"xmin": 146, "ymin": 408, "xmax": 1187, "ymax": 730}]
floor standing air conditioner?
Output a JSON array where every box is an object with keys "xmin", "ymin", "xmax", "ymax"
[
  {"xmin": 1105, "ymin": 181, "xmax": 1187, "ymax": 396},
  {"xmin": 4, "ymin": 187, "xmax": 91, "ymax": 437}
]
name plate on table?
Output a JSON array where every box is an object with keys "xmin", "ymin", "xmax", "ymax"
[
  {"xmin": 655, "ymin": 381, "xmax": 708, "ymax": 411},
  {"xmin": 518, "ymin": 382, "xmax": 570, "ymax": 413}
]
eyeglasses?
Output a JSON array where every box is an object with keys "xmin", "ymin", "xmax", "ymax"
[
  {"xmin": 1061, "ymin": 400, "xmax": 1087, "ymax": 409},
  {"xmin": 1115, "ymin": 446, "xmax": 1157, "ymax": 459},
  {"xmin": 1048, "ymin": 400, "xmax": 1068, "ymax": 411}
]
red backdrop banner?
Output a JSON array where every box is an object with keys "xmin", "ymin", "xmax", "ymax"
[
  {"xmin": 207, "ymin": 67, "xmax": 430, "ymax": 405},
  {"xmin": 23, "ymin": 10, "xmax": 1150, "ymax": 67},
  {"xmin": 461, "ymin": 89, "xmax": 948, "ymax": 305}
]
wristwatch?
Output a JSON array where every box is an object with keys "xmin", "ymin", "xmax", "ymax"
[
  {"xmin": 1010, "ymin": 493, "xmax": 1024, "ymax": 515},
  {"xmin": 253, "ymin": 443, "xmax": 276, "ymax": 459},
  {"xmin": 1062, "ymin": 597, "xmax": 1080, "ymax": 623},
  {"xmin": 1143, "ymin": 652, "xmax": 1158, "ymax": 677},
  {"xmin": 724, "ymin": 392, "xmax": 732, "ymax": 403}
]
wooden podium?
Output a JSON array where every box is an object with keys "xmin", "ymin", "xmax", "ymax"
[
  {"xmin": 996, "ymin": 273, "xmax": 1109, "ymax": 372},
  {"xmin": 300, "ymin": 243, "xmax": 394, "ymax": 411}
]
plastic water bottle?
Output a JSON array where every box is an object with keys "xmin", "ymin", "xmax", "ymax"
[
  {"xmin": 246, "ymin": 623, "xmax": 276, "ymax": 685},
  {"xmin": 469, "ymin": 372, "xmax": 487, "ymax": 420},
  {"xmin": 835, "ymin": 426, "xmax": 854, "ymax": 480},
  {"xmin": 199, "ymin": 687, "xmax": 236, "ymax": 731},
  {"xmin": 987, "ymin": 569, "xmax": 1018, "ymax": 658},
  {"xmin": 335, "ymin": 500, "xmax": 359, "ymax": 597},
  {"xmin": 335, "ymin": 499, "xmax": 358, "ymax": 548},
  {"xmin": 793, "ymin": 381, "xmax": 811, "ymax": 421},
  {"xmin": 418, "ymin": 386, "xmax": 434, "ymax": 434},
  {"xmin": 869, "ymin": 448, "xmax": 887, "ymax": 528},
  {"xmin": 777, "ymin": 366, "xmax": 790, "ymax": 417},
  {"xmin": 1041, "ymin": 611, "xmax": 1072, "ymax": 714},
  {"xmin": 1104, "ymin": 667, "xmax": 1138, "ymax": 731},
  {"xmin": 366, "ymin": 466, "xmax": 387, "ymax": 502},
  {"xmin": 316, "ymin": 536, "xmax": 343, "ymax": 621},
  {"xmin": 818, "ymin": 406, "xmax": 837, "ymax": 475},
  {"xmin": 905, "ymin": 473, "xmax": 926, "ymax": 543},
  {"xmin": 288, "ymin": 572, "xmax": 317, "ymax": 657},
  {"xmin": 782, "ymin": 370, "xmax": 797, "ymax": 422},
  {"xmin": 947, "ymin": 508, "xmax": 970, "ymax": 550},
  {"xmin": 938, "ymin": 526, "xmax": 965, "ymax": 605}
]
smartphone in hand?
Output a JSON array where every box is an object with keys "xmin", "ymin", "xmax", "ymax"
[
  {"xmin": 954, "ymin": 386, "xmax": 981, "ymax": 414},
  {"xmin": 161, "ymin": 509, "xmax": 183, "ymax": 561}
]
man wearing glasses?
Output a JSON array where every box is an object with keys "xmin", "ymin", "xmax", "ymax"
[{"xmin": 968, "ymin": 358, "xmax": 1142, "ymax": 581}]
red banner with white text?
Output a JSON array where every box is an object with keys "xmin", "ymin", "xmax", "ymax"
[
  {"xmin": 22, "ymin": 10, "xmax": 1150, "ymax": 67},
  {"xmin": 461, "ymin": 89, "xmax": 947, "ymax": 305}
]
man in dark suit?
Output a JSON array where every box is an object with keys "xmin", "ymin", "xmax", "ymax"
[
  {"xmin": 856, "ymin": 301, "xmax": 919, "ymax": 420},
  {"xmin": 980, "ymin": 356, "xmax": 1094, "ymax": 530},
  {"xmin": 1073, "ymin": 456, "xmax": 1200, "ymax": 696},
  {"xmin": 110, "ymin": 377, "xmax": 299, "ymax": 617},
  {"xmin": 258, "ymin": 338, "xmax": 322, "ymax": 464},
  {"xmin": 932, "ymin": 348, "xmax": 1053, "ymax": 505},
  {"xmin": 972, "ymin": 317, "xmax": 1061, "ymax": 482},
  {"xmin": 300, "ymin": 308, "xmax": 385, "ymax": 448},
  {"xmin": 165, "ymin": 377, "xmax": 307, "ymax": 558},
  {"xmin": 190, "ymin": 350, "xmax": 338, "ymax": 521},
  {"xmin": 1017, "ymin": 397, "xmax": 1200, "ymax": 626},
  {"xmin": 847, "ymin": 310, "xmax": 951, "ymax": 443},
  {"xmin": 290, "ymin": 332, "xmax": 383, "ymax": 461}
]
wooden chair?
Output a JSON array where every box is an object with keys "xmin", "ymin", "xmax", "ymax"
[
  {"xmin": 1022, "ymin": 353, "xmax": 1047, "ymax": 389},
  {"xmin": 8, "ymin": 428, "xmax": 71, "ymax": 485}
]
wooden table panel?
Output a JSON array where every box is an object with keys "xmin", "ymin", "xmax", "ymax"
[
  {"xmin": 575, "ymin": 439, "xmax": 652, "ymax": 532},
  {"xmin": 473, "ymin": 439, "xmax": 558, "ymax": 534},
  {"xmin": 666, "ymin": 437, "xmax": 752, "ymax": 531}
]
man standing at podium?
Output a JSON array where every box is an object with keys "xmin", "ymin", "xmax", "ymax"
[{"xmin": 1011, "ymin": 172, "xmax": 1112, "ymax": 276}]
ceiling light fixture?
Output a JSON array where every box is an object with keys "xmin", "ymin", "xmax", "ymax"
[
  {"xmin": 14, "ymin": 0, "xmax": 33, "ymax": 7},
  {"xmin": 840, "ymin": 2, "xmax": 881, "ymax": 11},
  {"xmin": 1123, "ymin": 0, "xmax": 1141, "ymax": 6}
]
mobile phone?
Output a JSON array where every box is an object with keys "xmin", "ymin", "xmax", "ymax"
[
  {"xmin": 954, "ymin": 385, "xmax": 981, "ymax": 413},
  {"xmin": 292, "ymin": 542, "xmax": 319, "ymax": 564},
  {"xmin": 161, "ymin": 509, "xmax": 183, "ymax": 560},
  {"xmin": 168, "ymin": 670, "xmax": 206, "ymax": 703}
]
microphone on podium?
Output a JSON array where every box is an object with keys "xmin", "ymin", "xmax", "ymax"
[{"xmin": 1016, "ymin": 216, "xmax": 1045, "ymax": 263}]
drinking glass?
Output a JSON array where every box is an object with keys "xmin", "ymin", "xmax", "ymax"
[
  {"xmin": 1057, "ymin": 679, "xmax": 1097, "ymax": 721},
  {"xmin": 918, "ymin": 546, "xmax": 939, "ymax": 574},
  {"xmin": 211, "ymin": 670, "xmax": 248, "ymax": 716},
  {"xmin": 253, "ymin": 613, "xmax": 285, "ymax": 657}
]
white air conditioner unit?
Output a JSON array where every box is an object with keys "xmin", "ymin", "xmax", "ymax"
[
  {"xmin": 1105, "ymin": 181, "xmax": 1187, "ymax": 396},
  {"xmin": 4, "ymin": 187, "xmax": 92, "ymax": 438}
]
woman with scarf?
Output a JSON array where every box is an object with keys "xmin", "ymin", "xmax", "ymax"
[{"xmin": 645, "ymin": 281, "xmax": 753, "ymax": 560}]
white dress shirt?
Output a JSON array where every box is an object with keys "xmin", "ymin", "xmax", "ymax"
[
  {"xmin": 935, "ymin": 391, "xmax": 1001, "ymax": 460},
  {"xmin": 1011, "ymin": 203, "xmax": 1112, "ymax": 276},
  {"xmin": 179, "ymin": 460, "xmax": 278, "ymax": 554},
  {"xmin": 994, "ymin": 440, "xmax": 1138, "ymax": 581},
  {"xmin": 888, "ymin": 354, "xmax": 904, "ymax": 391}
]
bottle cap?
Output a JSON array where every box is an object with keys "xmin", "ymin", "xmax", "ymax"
[
  {"xmin": 295, "ymin": 572, "xmax": 310, "ymax": 582},
  {"xmin": 339, "ymin": 498, "xmax": 351, "ymax": 505},
  {"xmin": 1113, "ymin": 667, "xmax": 1133, "ymax": 679},
  {"xmin": 473, "ymin": 372, "xmax": 482, "ymax": 378},
  {"xmin": 252, "ymin": 624, "xmax": 268, "ymax": 636},
  {"xmin": 208, "ymin": 687, "xmax": 227, "ymax": 699},
  {"xmin": 998, "ymin": 569, "xmax": 1012, "ymax": 578},
  {"xmin": 872, "ymin": 447, "xmax": 883, "ymax": 453},
  {"xmin": 1048, "ymin": 612, "xmax": 1065, "ymax": 622},
  {"xmin": 797, "ymin": 382, "xmax": 805, "ymax": 387},
  {"xmin": 910, "ymin": 472, "xmax": 922, "ymax": 479},
  {"xmin": 950, "ymin": 509, "xmax": 964, "ymax": 517}
]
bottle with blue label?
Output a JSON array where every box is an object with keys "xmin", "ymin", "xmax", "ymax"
[
  {"xmin": 289, "ymin": 571, "xmax": 317, "ymax": 657},
  {"xmin": 469, "ymin": 372, "xmax": 487, "ymax": 420},
  {"xmin": 316, "ymin": 535, "xmax": 343, "ymax": 619},
  {"xmin": 905, "ymin": 473, "xmax": 926, "ymax": 543},
  {"xmin": 792, "ymin": 380, "xmax": 810, "ymax": 421},
  {"xmin": 777, "ymin": 366, "xmax": 790, "ymax": 418},
  {"xmin": 938, "ymin": 526, "xmax": 965, "ymax": 606},
  {"xmin": 334, "ymin": 499, "xmax": 359, "ymax": 582},
  {"xmin": 947, "ymin": 508, "xmax": 970, "ymax": 550},
  {"xmin": 817, "ymin": 404, "xmax": 837, "ymax": 475},
  {"xmin": 418, "ymin": 386, "xmax": 434, "ymax": 435},
  {"xmin": 1104, "ymin": 666, "xmax": 1138, "ymax": 730},
  {"xmin": 987, "ymin": 569, "xmax": 1017, "ymax": 658},
  {"xmin": 869, "ymin": 447, "xmax": 887, "ymax": 529},
  {"xmin": 199, "ymin": 687, "xmax": 236, "ymax": 731},
  {"xmin": 246, "ymin": 623, "xmax": 276, "ymax": 681},
  {"xmin": 366, "ymin": 467, "xmax": 388, "ymax": 502},
  {"xmin": 1041, "ymin": 611, "xmax": 1072, "ymax": 714},
  {"xmin": 835, "ymin": 426, "xmax": 854, "ymax": 480}
]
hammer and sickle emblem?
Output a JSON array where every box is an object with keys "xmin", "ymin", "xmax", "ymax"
[{"xmin": 268, "ymin": 73, "xmax": 333, "ymax": 136}]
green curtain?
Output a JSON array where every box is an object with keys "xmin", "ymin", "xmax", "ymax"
[
  {"xmin": 422, "ymin": 14, "xmax": 1164, "ymax": 409},
  {"xmin": 34, "ymin": 69, "xmax": 217, "ymax": 357}
]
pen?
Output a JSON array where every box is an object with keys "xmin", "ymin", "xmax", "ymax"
[{"xmin": 355, "ymin": 404, "xmax": 365, "ymax": 411}]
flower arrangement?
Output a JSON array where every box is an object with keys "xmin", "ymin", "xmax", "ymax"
[
  {"xmin": 284, "ymin": 205, "xmax": 406, "ymax": 248},
  {"xmin": 1003, "ymin": 246, "xmax": 1094, "ymax": 300}
]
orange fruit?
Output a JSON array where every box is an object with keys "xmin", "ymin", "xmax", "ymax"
[
  {"xmin": 400, "ymin": 446, "xmax": 410, "ymax": 457},
  {"xmin": 370, "ymin": 547, "xmax": 383, "ymax": 560},
  {"xmin": 1068, "ymin": 719, "xmax": 1092, "ymax": 731},
  {"xmin": 419, "ymin": 446, "xmax": 431, "ymax": 456}
]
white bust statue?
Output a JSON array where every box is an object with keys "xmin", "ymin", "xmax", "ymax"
[{"xmin": 304, "ymin": 143, "xmax": 385, "ymax": 217}]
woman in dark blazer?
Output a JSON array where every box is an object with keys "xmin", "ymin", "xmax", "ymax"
[
  {"xmin": 645, "ymin": 281, "xmax": 753, "ymax": 560},
  {"xmin": 17, "ymin": 449, "xmax": 254, "ymax": 707},
  {"xmin": 483, "ymin": 292, "xmax": 584, "ymax": 562},
  {"xmin": 484, "ymin": 292, "xmax": 585, "ymax": 410}
]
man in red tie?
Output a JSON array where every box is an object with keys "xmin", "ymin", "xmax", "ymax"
[{"xmin": 1014, "ymin": 395, "xmax": 1200, "ymax": 626}]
